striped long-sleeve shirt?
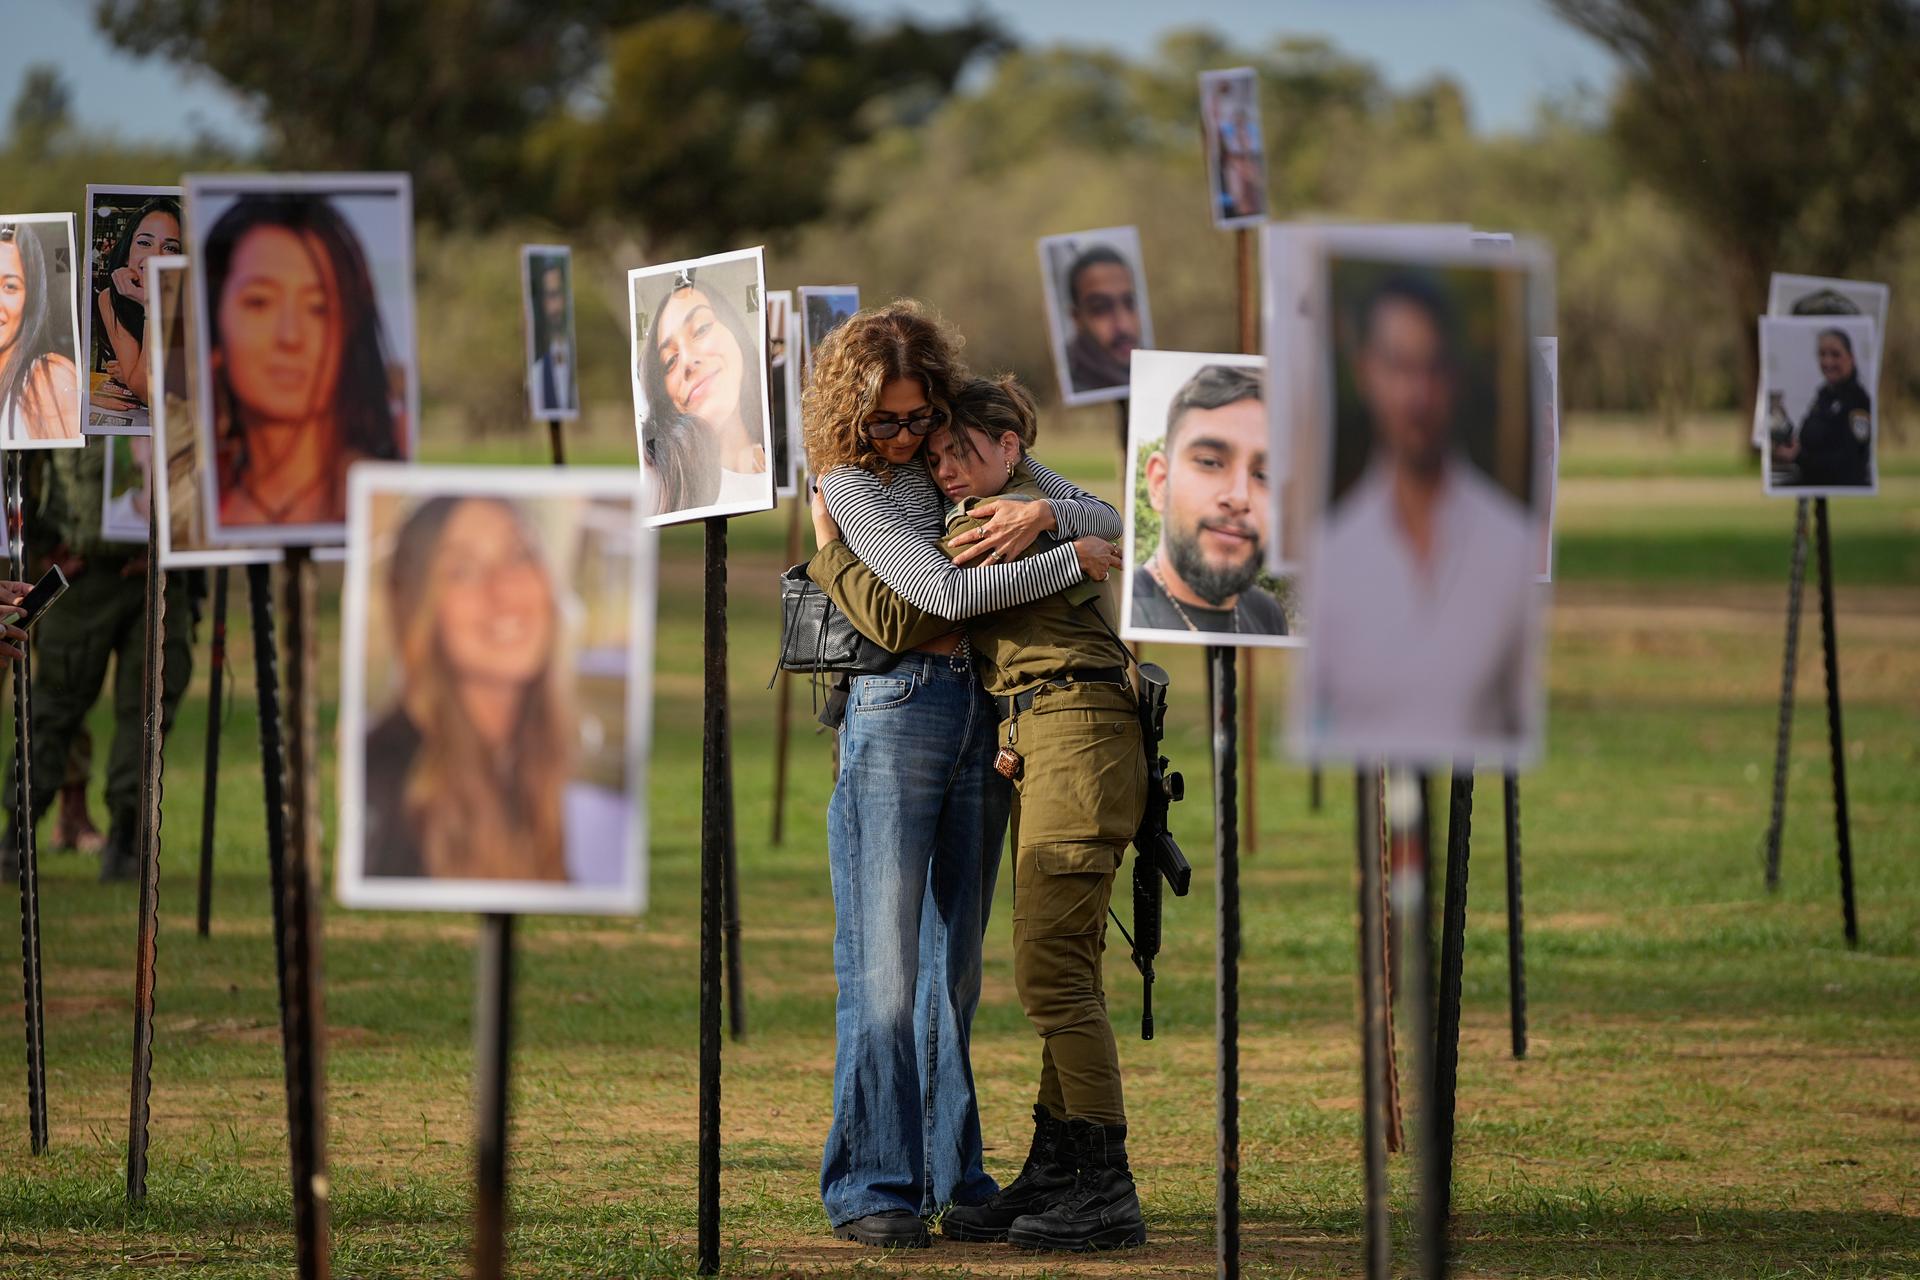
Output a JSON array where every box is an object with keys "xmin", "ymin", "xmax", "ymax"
[{"xmin": 819, "ymin": 456, "xmax": 1121, "ymax": 622}]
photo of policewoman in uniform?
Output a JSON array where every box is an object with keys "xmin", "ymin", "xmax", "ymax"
[
  {"xmin": 1293, "ymin": 235, "xmax": 1551, "ymax": 767},
  {"xmin": 1750, "ymin": 273, "xmax": 1890, "ymax": 451},
  {"xmin": 1121, "ymin": 349, "xmax": 1297, "ymax": 647},
  {"xmin": 336, "ymin": 465, "xmax": 653, "ymax": 916},
  {"xmin": 629, "ymin": 248, "xmax": 775, "ymax": 526},
  {"xmin": 1759, "ymin": 314, "xmax": 1878, "ymax": 496}
]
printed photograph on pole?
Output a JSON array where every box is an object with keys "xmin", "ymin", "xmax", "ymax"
[
  {"xmin": 100, "ymin": 432, "xmax": 154, "ymax": 543},
  {"xmin": 630, "ymin": 247, "xmax": 775, "ymax": 527},
  {"xmin": 337, "ymin": 464, "xmax": 654, "ymax": 915},
  {"xmin": 1535, "ymin": 336, "xmax": 1560, "ymax": 582},
  {"xmin": 145, "ymin": 255, "xmax": 282, "ymax": 571},
  {"xmin": 81, "ymin": 185, "xmax": 182, "ymax": 434},
  {"xmin": 797, "ymin": 284, "xmax": 860, "ymax": 379},
  {"xmin": 1037, "ymin": 226, "xmax": 1154, "ymax": 407},
  {"xmin": 767, "ymin": 289, "xmax": 800, "ymax": 498},
  {"xmin": 1199, "ymin": 68, "xmax": 1267, "ymax": 229},
  {"xmin": 184, "ymin": 172, "xmax": 418, "ymax": 546},
  {"xmin": 1751, "ymin": 273, "xmax": 1891, "ymax": 448},
  {"xmin": 1759, "ymin": 314, "xmax": 1878, "ymax": 497},
  {"xmin": 1292, "ymin": 232, "xmax": 1552, "ymax": 767},
  {"xmin": 0, "ymin": 211, "xmax": 84, "ymax": 448},
  {"xmin": 522, "ymin": 244, "xmax": 580, "ymax": 422},
  {"xmin": 1121, "ymin": 349, "xmax": 1298, "ymax": 648}
]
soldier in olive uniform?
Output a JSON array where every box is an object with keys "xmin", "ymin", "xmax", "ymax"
[
  {"xmin": 811, "ymin": 377, "xmax": 1150, "ymax": 1253},
  {"xmin": 3, "ymin": 440, "xmax": 193, "ymax": 882}
]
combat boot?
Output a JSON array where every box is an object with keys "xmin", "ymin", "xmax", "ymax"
[
  {"xmin": 54, "ymin": 781, "xmax": 104, "ymax": 855},
  {"xmin": 98, "ymin": 817, "xmax": 138, "ymax": 883},
  {"xmin": 941, "ymin": 1104, "xmax": 1075, "ymax": 1243},
  {"xmin": 1005, "ymin": 1117, "xmax": 1146, "ymax": 1252}
]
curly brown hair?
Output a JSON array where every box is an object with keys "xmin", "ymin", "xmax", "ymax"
[{"xmin": 801, "ymin": 299, "xmax": 966, "ymax": 480}]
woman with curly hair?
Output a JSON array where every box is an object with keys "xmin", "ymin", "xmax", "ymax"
[{"xmin": 802, "ymin": 300, "xmax": 1123, "ymax": 1249}]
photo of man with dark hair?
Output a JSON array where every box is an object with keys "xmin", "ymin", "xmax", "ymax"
[
  {"xmin": 1126, "ymin": 355, "xmax": 1291, "ymax": 643},
  {"xmin": 523, "ymin": 245, "xmax": 579, "ymax": 420},
  {"xmin": 1038, "ymin": 227, "xmax": 1155, "ymax": 406}
]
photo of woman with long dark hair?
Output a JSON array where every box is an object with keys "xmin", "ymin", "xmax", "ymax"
[
  {"xmin": 187, "ymin": 175, "xmax": 415, "ymax": 541},
  {"xmin": 84, "ymin": 187, "xmax": 181, "ymax": 429},
  {"xmin": 0, "ymin": 214, "xmax": 83, "ymax": 447},
  {"xmin": 1764, "ymin": 321, "xmax": 1876, "ymax": 493},
  {"xmin": 628, "ymin": 249, "xmax": 773, "ymax": 523},
  {"xmin": 341, "ymin": 474, "xmax": 646, "ymax": 914}
]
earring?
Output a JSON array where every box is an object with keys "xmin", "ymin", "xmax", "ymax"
[{"xmin": 1005, "ymin": 458, "xmax": 1015, "ymax": 479}]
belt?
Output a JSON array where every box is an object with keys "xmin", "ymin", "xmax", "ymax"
[{"xmin": 994, "ymin": 667, "xmax": 1129, "ymax": 721}]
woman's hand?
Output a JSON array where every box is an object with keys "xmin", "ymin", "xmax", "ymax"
[
  {"xmin": 948, "ymin": 497, "xmax": 1055, "ymax": 566},
  {"xmin": 1072, "ymin": 536, "xmax": 1124, "ymax": 583},
  {"xmin": 1773, "ymin": 440, "xmax": 1800, "ymax": 462},
  {"xmin": 0, "ymin": 621, "xmax": 28, "ymax": 662},
  {"xmin": 110, "ymin": 266, "xmax": 147, "ymax": 305},
  {"xmin": 809, "ymin": 483, "xmax": 842, "ymax": 548},
  {"xmin": 0, "ymin": 583, "xmax": 33, "ymax": 661}
]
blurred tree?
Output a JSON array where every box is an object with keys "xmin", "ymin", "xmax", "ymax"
[
  {"xmin": 9, "ymin": 63, "xmax": 74, "ymax": 158},
  {"xmin": 529, "ymin": 3, "xmax": 1005, "ymax": 250},
  {"xmin": 1550, "ymin": 0, "xmax": 1920, "ymax": 439},
  {"xmin": 95, "ymin": 0, "xmax": 1005, "ymax": 234}
]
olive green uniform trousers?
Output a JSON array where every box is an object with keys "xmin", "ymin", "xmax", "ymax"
[{"xmin": 1004, "ymin": 682, "xmax": 1147, "ymax": 1127}]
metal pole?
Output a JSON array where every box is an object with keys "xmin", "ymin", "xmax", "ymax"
[
  {"xmin": 697, "ymin": 518, "xmax": 726, "ymax": 1275},
  {"xmin": 722, "ymin": 697, "xmax": 745, "ymax": 1043},
  {"xmin": 251, "ymin": 558, "xmax": 330, "ymax": 1279},
  {"xmin": 1434, "ymin": 770, "xmax": 1473, "ymax": 1224},
  {"xmin": 196, "ymin": 566, "xmax": 229, "ymax": 937},
  {"xmin": 1209, "ymin": 645, "xmax": 1241, "ymax": 1280},
  {"xmin": 1355, "ymin": 766, "xmax": 1390, "ymax": 1280},
  {"xmin": 1390, "ymin": 771, "xmax": 1446, "ymax": 1279},
  {"xmin": 128, "ymin": 487, "xmax": 168, "ymax": 1202},
  {"xmin": 9, "ymin": 452, "xmax": 48, "ymax": 1154},
  {"xmin": 770, "ymin": 500, "xmax": 800, "ymax": 847},
  {"xmin": 1310, "ymin": 767, "xmax": 1323, "ymax": 813},
  {"xmin": 1763, "ymin": 499, "xmax": 1810, "ymax": 890},
  {"xmin": 1235, "ymin": 226, "xmax": 1259, "ymax": 859},
  {"xmin": 546, "ymin": 418, "xmax": 566, "ymax": 467},
  {"xmin": 1501, "ymin": 773, "xmax": 1527, "ymax": 1060},
  {"xmin": 1812, "ymin": 500, "xmax": 1858, "ymax": 948},
  {"xmin": 472, "ymin": 913, "xmax": 514, "ymax": 1280}
]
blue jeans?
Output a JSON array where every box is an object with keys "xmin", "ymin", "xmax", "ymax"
[{"xmin": 821, "ymin": 650, "xmax": 1011, "ymax": 1225}]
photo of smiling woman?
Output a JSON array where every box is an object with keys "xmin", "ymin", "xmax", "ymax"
[
  {"xmin": 186, "ymin": 174, "xmax": 416, "ymax": 545},
  {"xmin": 82, "ymin": 186, "xmax": 181, "ymax": 432},
  {"xmin": 628, "ymin": 248, "xmax": 774, "ymax": 526},
  {"xmin": 337, "ymin": 467, "xmax": 651, "ymax": 915},
  {"xmin": 0, "ymin": 213, "xmax": 83, "ymax": 447}
]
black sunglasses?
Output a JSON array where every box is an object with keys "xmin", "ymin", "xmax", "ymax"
[{"xmin": 864, "ymin": 406, "xmax": 947, "ymax": 440}]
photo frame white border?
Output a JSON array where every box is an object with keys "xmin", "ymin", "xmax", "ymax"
[
  {"xmin": 520, "ymin": 243, "xmax": 581, "ymax": 424},
  {"xmin": 1198, "ymin": 67, "xmax": 1267, "ymax": 231},
  {"xmin": 1535, "ymin": 336, "xmax": 1561, "ymax": 584},
  {"xmin": 98, "ymin": 433, "xmax": 150, "ymax": 545},
  {"xmin": 1037, "ymin": 226, "xmax": 1154, "ymax": 409},
  {"xmin": 1758, "ymin": 314, "xmax": 1880, "ymax": 499},
  {"xmin": 0, "ymin": 211, "xmax": 85, "ymax": 451},
  {"xmin": 629, "ymin": 246, "xmax": 776, "ymax": 529},
  {"xmin": 336, "ymin": 462, "xmax": 655, "ymax": 916},
  {"xmin": 767, "ymin": 289, "xmax": 799, "ymax": 500},
  {"xmin": 1752, "ymin": 273, "xmax": 1891, "ymax": 448},
  {"xmin": 145, "ymin": 255, "xmax": 283, "ymax": 570},
  {"xmin": 81, "ymin": 184, "xmax": 182, "ymax": 436},
  {"xmin": 183, "ymin": 171, "xmax": 418, "ymax": 548},
  {"xmin": 1120, "ymin": 348, "xmax": 1299, "ymax": 651},
  {"xmin": 1290, "ymin": 228, "xmax": 1555, "ymax": 771},
  {"xmin": 796, "ymin": 284, "xmax": 860, "ymax": 380}
]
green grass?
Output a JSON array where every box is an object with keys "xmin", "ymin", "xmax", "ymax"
[{"xmin": 0, "ymin": 417, "xmax": 1916, "ymax": 1277}]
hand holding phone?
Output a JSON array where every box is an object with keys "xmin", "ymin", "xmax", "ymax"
[{"xmin": 7, "ymin": 565, "xmax": 69, "ymax": 634}]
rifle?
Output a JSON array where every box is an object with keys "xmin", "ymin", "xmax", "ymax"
[{"xmin": 1128, "ymin": 662, "xmax": 1189, "ymax": 1040}]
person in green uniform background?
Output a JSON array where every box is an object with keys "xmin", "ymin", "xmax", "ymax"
[
  {"xmin": 811, "ymin": 375, "xmax": 1151, "ymax": 1253},
  {"xmin": 2, "ymin": 438, "xmax": 193, "ymax": 882}
]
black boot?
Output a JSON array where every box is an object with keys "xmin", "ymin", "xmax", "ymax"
[
  {"xmin": 1006, "ymin": 1117, "xmax": 1146, "ymax": 1252},
  {"xmin": 942, "ymin": 1104, "xmax": 1075, "ymax": 1243},
  {"xmin": 98, "ymin": 817, "xmax": 138, "ymax": 884}
]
